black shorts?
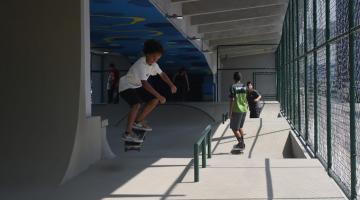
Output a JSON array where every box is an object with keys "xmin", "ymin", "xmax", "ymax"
[
  {"xmin": 249, "ymin": 107, "xmax": 260, "ymax": 118},
  {"xmin": 230, "ymin": 112, "xmax": 247, "ymax": 130},
  {"xmin": 120, "ymin": 87, "xmax": 156, "ymax": 106}
]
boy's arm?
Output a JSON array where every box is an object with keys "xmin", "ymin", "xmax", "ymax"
[
  {"xmin": 255, "ymin": 95, "xmax": 262, "ymax": 102},
  {"xmin": 141, "ymin": 80, "xmax": 166, "ymax": 103},
  {"xmin": 229, "ymin": 98, "xmax": 234, "ymax": 118},
  {"xmin": 254, "ymin": 91, "xmax": 262, "ymax": 102},
  {"xmin": 229, "ymin": 86, "xmax": 235, "ymax": 117},
  {"xmin": 159, "ymin": 72, "xmax": 177, "ymax": 93}
]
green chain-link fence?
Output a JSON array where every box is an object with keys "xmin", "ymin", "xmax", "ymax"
[{"xmin": 276, "ymin": 0, "xmax": 360, "ymax": 198}]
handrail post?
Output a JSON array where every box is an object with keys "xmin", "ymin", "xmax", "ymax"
[
  {"xmin": 194, "ymin": 143, "xmax": 199, "ymax": 182},
  {"xmin": 193, "ymin": 125, "xmax": 212, "ymax": 182},
  {"xmin": 207, "ymin": 129, "xmax": 212, "ymax": 158},
  {"xmin": 202, "ymin": 140, "xmax": 206, "ymax": 168}
]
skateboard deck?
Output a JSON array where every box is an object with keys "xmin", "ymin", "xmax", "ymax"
[
  {"xmin": 231, "ymin": 144, "xmax": 244, "ymax": 154},
  {"xmin": 124, "ymin": 129, "xmax": 147, "ymax": 152}
]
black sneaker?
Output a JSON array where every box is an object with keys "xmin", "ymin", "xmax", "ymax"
[
  {"xmin": 239, "ymin": 139, "xmax": 245, "ymax": 150},
  {"xmin": 233, "ymin": 143, "xmax": 241, "ymax": 150}
]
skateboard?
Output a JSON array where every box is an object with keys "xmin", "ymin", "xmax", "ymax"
[
  {"xmin": 124, "ymin": 129, "xmax": 147, "ymax": 152},
  {"xmin": 231, "ymin": 144, "xmax": 244, "ymax": 154}
]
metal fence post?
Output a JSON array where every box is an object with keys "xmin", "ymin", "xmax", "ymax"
[
  {"xmin": 285, "ymin": 24, "xmax": 288, "ymax": 115},
  {"xmin": 282, "ymin": 39, "xmax": 286, "ymax": 111},
  {"xmin": 348, "ymin": 0, "xmax": 357, "ymax": 198},
  {"xmin": 288, "ymin": 11, "xmax": 291, "ymax": 120},
  {"xmin": 304, "ymin": 0, "xmax": 309, "ymax": 142},
  {"xmin": 296, "ymin": 0, "xmax": 301, "ymax": 133},
  {"xmin": 290, "ymin": 4, "xmax": 293, "ymax": 122},
  {"xmin": 313, "ymin": 0, "xmax": 319, "ymax": 155},
  {"xmin": 325, "ymin": 0, "xmax": 332, "ymax": 174},
  {"xmin": 292, "ymin": 0, "xmax": 297, "ymax": 128},
  {"xmin": 276, "ymin": 51, "xmax": 279, "ymax": 101},
  {"xmin": 194, "ymin": 143, "xmax": 199, "ymax": 182}
]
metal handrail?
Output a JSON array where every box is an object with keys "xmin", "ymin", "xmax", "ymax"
[{"xmin": 193, "ymin": 124, "xmax": 212, "ymax": 182}]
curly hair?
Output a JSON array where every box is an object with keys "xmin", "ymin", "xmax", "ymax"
[{"xmin": 143, "ymin": 39, "xmax": 164, "ymax": 55}]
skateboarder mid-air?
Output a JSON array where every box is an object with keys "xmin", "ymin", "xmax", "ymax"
[
  {"xmin": 119, "ymin": 39, "xmax": 177, "ymax": 142},
  {"xmin": 229, "ymin": 72, "xmax": 248, "ymax": 150}
]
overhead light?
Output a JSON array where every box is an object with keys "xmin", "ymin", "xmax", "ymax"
[
  {"xmin": 103, "ymin": 51, "xmax": 109, "ymax": 54},
  {"xmin": 187, "ymin": 36, "xmax": 201, "ymax": 41},
  {"xmin": 166, "ymin": 13, "xmax": 183, "ymax": 19}
]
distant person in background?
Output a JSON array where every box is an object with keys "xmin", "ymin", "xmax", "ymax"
[
  {"xmin": 229, "ymin": 72, "xmax": 248, "ymax": 150},
  {"xmin": 107, "ymin": 63, "xmax": 120, "ymax": 104},
  {"xmin": 246, "ymin": 81, "xmax": 262, "ymax": 118},
  {"xmin": 173, "ymin": 68, "xmax": 190, "ymax": 101}
]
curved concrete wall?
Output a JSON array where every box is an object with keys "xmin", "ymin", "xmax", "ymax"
[{"xmin": 0, "ymin": 0, "xmax": 102, "ymax": 189}]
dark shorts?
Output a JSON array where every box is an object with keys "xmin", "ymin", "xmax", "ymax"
[
  {"xmin": 120, "ymin": 87, "xmax": 156, "ymax": 106},
  {"xmin": 230, "ymin": 112, "xmax": 247, "ymax": 130},
  {"xmin": 249, "ymin": 106, "xmax": 260, "ymax": 118}
]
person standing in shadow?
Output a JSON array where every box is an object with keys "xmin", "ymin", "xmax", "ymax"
[
  {"xmin": 173, "ymin": 68, "xmax": 190, "ymax": 101},
  {"xmin": 107, "ymin": 63, "xmax": 119, "ymax": 104}
]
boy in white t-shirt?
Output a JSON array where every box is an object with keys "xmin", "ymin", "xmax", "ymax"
[{"xmin": 119, "ymin": 39, "xmax": 177, "ymax": 142}]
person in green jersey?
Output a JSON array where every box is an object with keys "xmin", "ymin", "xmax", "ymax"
[{"xmin": 229, "ymin": 72, "xmax": 248, "ymax": 150}]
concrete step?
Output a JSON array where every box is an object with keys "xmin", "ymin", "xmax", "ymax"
[
  {"xmin": 206, "ymin": 156, "xmax": 320, "ymax": 167},
  {"xmin": 211, "ymin": 119, "xmax": 301, "ymax": 159},
  {"xmin": 168, "ymin": 158, "xmax": 346, "ymax": 200}
]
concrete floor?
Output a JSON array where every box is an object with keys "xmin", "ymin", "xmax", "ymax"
[{"xmin": 10, "ymin": 102, "xmax": 346, "ymax": 200}]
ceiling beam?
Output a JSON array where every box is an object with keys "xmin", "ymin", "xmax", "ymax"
[
  {"xmin": 209, "ymin": 32, "xmax": 281, "ymax": 47},
  {"xmin": 219, "ymin": 44, "xmax": 278, "ymax": 54},
  {"xmin": 203, "ymin": 24, "xmax": 282, "ymax": 40},
  {"xmin": 182, "ymin": 0, "xmax": 287, "ymax": 16},
  {"xmin": 190, "ymin": 4, "xmax": 287, "ymax": 26},
  {"xmin": 221, "ymin": 48, "xmax": 277, "ymax": 58},
  {"xmin": 198, "ymin": 15, "xmax": 283, "ymax": 34}
]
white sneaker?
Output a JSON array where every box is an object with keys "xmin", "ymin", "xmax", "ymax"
[
  {"xmin": 122, "ymin": 133, "xmax": 143, "ymax": 143},
  {"xmin": 133, "ymin": 122, "xmax": 152, "ymax": 131}
]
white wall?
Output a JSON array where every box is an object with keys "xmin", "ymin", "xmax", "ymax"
[
  {"xmin": 219, "ymin": 53, "xmax": 276, "ymax": 101},
  {"xmin": 0, "ymin": 0, "xmax": 104, "ymax": 188}
]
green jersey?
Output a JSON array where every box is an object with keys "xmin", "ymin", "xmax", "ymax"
[{"xmin": 229, "ymin": 82, "xmax": 248, "ymax": 113}]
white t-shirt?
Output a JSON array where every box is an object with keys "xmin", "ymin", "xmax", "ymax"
[{"xmin": 118, "ymin": 57, "xmax": 163, "ymax": 92}]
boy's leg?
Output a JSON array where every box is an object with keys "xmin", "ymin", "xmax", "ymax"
[
  {"xmin": 134, "ymin": 87, "xmax": 160, "ymax": 126},
  {"xmin": 119, "ymin": 88, "xmax": 142, "ymax": 135},
  {"xmin": 127, "ymin": 103, "xmax": 141, "ymax": 133},
  {"xmin": 232, "ymin": 129, "xmax": 242, "ymax": 143},
  {"xmin": 238, "ymin": 112, "xmax": 247, "ymax": 149},
  {"xmin": 107, "ymin": 89, "xmax": 113, "ymax": 103},
  {"xmin": 239, "ymin": 128, "xmax": 245, "ymax": 137},
  {"xmin": 136, "ymin": 98, "xmax": 159, "ymax": 124},
  {"xmin": 230, "ymin": 112, "xmax": 243, "ymax": 143}
]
